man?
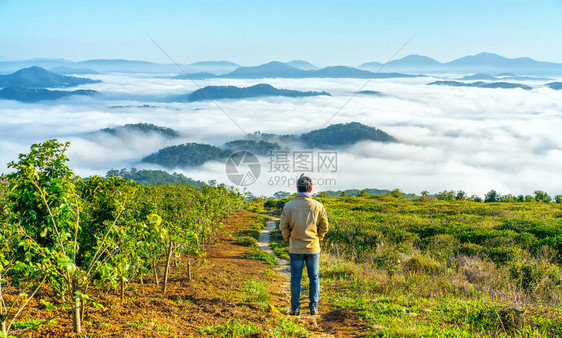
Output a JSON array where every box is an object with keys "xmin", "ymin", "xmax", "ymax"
[{"xmin": 280, "ymin": 175, "xmax": 329, "ymax": 316}]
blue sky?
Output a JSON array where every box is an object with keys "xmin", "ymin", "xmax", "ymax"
[{"xmin": 1, "ymin": 0, "xmax": 561, "ymax": 66}]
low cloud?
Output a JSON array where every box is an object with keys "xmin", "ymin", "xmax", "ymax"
[{"xmin": 1, "ymin": 73, "xmax": 562, "ymax": 197}]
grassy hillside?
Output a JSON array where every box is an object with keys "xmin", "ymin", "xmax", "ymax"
[{"xmin": 264, "ymin": 194, "xmax": 562, "ymax": 336}]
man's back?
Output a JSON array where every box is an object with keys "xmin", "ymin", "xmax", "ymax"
[{"xmin": 280, "ymin": 196, "xmax": 329, "ymax": 254}]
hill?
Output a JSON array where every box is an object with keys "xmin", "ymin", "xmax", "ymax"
[
  {"xmin": 142, "ymin": 122, "xmax": 397, "ymax": 168},
  {"xmin": 547, "ymin": 82, "xmax": 562, "ymax": 90},
  {"xmin": 173, "ymin": 72, "xmax": 219, "ymax": 80},
  {"xmin": 223, "ymin": 140, "xmax": 283, "ymax": 156},
  {"xmin": 185, "ymin": 83, "xmax": 330, "ymax": 102},
  {"xmin": 285, "ymin": 60, "xmax": 319, "ymax": 70},
  {"xmin": 225, "ymin": 61, "xmax": 307, "ymax": 78},
  {"xmin": 359, "ymin": 52, "xmax": 562, "ymax": 75},
  {"xmin": 142, "ymin": 143, "xmax": 230, "ymax": 168},
  {"xmin": 357, "ymin": 90, "xmax": 383, "ymax": 96},
  {"xmin": 182, "ymin": 62, "xmax": 422, "ymax": 79},
  {"xmin": 0, "ymin": 87, "xmax": 96, "ymax": 102},
  {"xmin": 0, "ymin": 66, "xmax": 100, "ymax": 88},
  {"xmin": 106, "ymin": 168, "xmax": 206, "ymax": 187},
  {"xmin": 428, "ymin": 80, "xmax": 532, "ymax": 90},
  {"xmin": 99, "ymin": 123, "xmax": 179, "ymax": 138},
  {"xmin": 49, "ymin": 66, "xmax": 99, "ymax": 75},
  {"xmin": 300, "ymin": 122, "xmax": 397, "ymax": 147}
]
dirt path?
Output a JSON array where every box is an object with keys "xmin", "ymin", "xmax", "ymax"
[
  {"xmin": 259, "ymin": 218, "xmax": 360, "ymax": 337},
  {"xmin": 15, "ymin": 210, "xmax": 363, "ymax": 337}
]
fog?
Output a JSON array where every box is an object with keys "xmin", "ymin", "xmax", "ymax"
[{"xmin": 1, "ymin": 72, "xmax": 561, "ymax": 197}]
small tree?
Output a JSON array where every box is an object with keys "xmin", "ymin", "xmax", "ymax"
[
  {"xmin": 555, "ymin": 195, "xmax": 562, "ymax": 204},
  {"xmin": 534, "ymin": 190, "xmax": 551, "ymax": 203},
  {"xmin": 455, "ymin": 190, "xmax": 467, "ymax": 201},
  {"xmin": 484, "ymin": 190, "xmax": 499, "ymax": 203},
  {"xmin": 7, "ymin": 140, "xmax": 148, "ymax": 334}
]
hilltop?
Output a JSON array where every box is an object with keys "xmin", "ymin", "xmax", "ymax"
[
  {"xmin": 142, "ymin": 122, "xmax": 396, "ymax": 168},
  {"xmin": 185, "ymin": 83, "xmax": 330, "ymax": 102},
  {"xmin": 0, "ymin": 66, "xmax": 100, "ymax": 88}
]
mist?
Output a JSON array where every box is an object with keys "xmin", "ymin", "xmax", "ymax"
[{"xmin": 1, "ymin": 72, "xmax": 561, "ymax": 197}]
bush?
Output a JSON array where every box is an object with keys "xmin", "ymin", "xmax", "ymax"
[
  {"xmin": 374, "ymin": 245, "xmax": 400, "ymax": 275},
  {"xmin": 458, "ymin": 243, "xmax": 484, "ymax": 257},
  {"xmin": 427, "ymin": 234, "xmax": 460, "ymax": 261},
  {"xmin": 403, "ymin": 254, "xmax": 441, "ymax": 275},
  {"xmin": 509, "ymin": 260, "xmax": 561, "ymax": 292},
  {"xmin": 236, "ymin": 236, "xmax": 258, "ymax": 246}
]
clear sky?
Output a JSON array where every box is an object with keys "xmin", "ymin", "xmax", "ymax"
[{"xmin": 1, "ymin": 0, "xmax": 561, "ymax": 66}]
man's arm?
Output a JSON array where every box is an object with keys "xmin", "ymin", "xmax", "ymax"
[
  {"xmin": 317, "ymin": 206, "xmax": 329, "ymax": 241},
  {"xmin": 280, "ymin": 209, "xmax": 291, "ymax": 242}
]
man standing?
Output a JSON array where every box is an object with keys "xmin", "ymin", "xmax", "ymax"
[{"xmin": 280, "ymin": 175, "xmax": 329, "ymax": 316}]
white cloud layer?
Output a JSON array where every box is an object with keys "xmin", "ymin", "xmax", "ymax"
[{"xmin": 1, "ymin": 73, "xmax": 562, "ymax": 197}]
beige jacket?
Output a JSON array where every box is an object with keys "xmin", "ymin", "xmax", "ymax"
[{"xmin": 280, "ymin": 196, "xmax": 329, "ymax": 254}]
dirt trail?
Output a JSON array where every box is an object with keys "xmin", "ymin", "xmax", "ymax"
[
  {"xmin": 259, "ymin": 218, "xmax": 344, "ymax": 337},
  {"xmin": 15, "ymin": 210, "xmax": 364, "ymax": 337}
]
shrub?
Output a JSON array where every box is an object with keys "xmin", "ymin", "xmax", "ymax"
[
  {"xmin": 236, "ymin": 236, "xmax": 258, "ymax": 246},
  {"xmin": 427, "ymin": 234, "xmax": 460, "ymax": 261},
  {"xmin": 458, "ymin": 243, "xmax": 484, "ymax": 257},
  {"xmin": 403, "ymin": 254, "xmax": 441, "ymax": 275},
  {"xmin": 374, "ymin": 245, "xmax": 400, "ymax": 275}
]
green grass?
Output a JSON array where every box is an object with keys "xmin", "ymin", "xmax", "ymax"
[
  {"xmin": 154, "ymin": 323, "xmax": 170, "ymax": 335},
  {"xmin": 265, "ymin": 194, "xmax": 562, "ymax": 336},
  {"xmin": 240, "ymin": 278, "xmax": 270, "ymax": 305},
  {"xmin": 199, "ymin": 320, "xmax": 263, "ymax": 337},
  {"xmin": 243, "ymin": 245, "xmax": 278, "ymax": 267},
  {"xmin": 271, "ymin": 317, "xmax": 311, "ymax": 337},
  {"xmin": 269, "ymin": 221, "xmax": 290, "ymax": 260}
]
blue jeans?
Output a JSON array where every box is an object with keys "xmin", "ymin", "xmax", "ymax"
[{"xmin": 289, "ymin": 253, "xmax": 320, "ymax": 310}]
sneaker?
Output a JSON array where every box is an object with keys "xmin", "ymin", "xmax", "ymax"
[
  {"xmin": 289, "ymin": 308, "xmax": 300, "ymax": 316},
  {"xmin": 310, "ymin": 307, "xmax": 319, "ymax": 315}
]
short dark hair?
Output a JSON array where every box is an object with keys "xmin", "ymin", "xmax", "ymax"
[{"xmin": 297, "ymin": 174, "xmax": 312, "ymax": 192}]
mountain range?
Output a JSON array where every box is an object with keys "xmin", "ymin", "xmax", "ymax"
[
  {"xmin": 184, "ymin": 84, "xmax": 330, "ymax": 102},
  {"xmin": 0, "ymin": 66, "xmax": 100, "ymax": 88},
  {"xmin": 141, "ymin": 122, "xmax": 396, "ymax": 168},
  {"xmin": 358, "ymin": 52, "xmax": 562, "ymax": 75},
  {"xmin": 174, "ymin": 61, "xmax": 421, "ymax": 79},
  {"xmin": 3, "ymin": 52, "xmax": 560, "ymax": 76},
  {"xmin": 428, "ymin": 80, "xmax": 533, "ymax": 90},
  {"xmin": 0, "ymin": 87, "xmax": 96, "ymax": 102}
]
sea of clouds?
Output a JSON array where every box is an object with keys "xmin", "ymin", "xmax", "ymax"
[{"xmin": 1, "ymin": 72, "xmax": 561, "ymax": 197}]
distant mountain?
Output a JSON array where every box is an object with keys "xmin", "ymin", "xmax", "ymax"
[
  {"xmin": 285, "ymin": 60, "xmax": 319, "ymax": 70},
  {"xmin": 359, "ymin": 55, "xmax": 439, "ymax": 72},
  {"xmin": 49, "ymin": 66, "xmax": 99, "ymax": 75},
  {"xmin": 224, "ymin": 140, "xmax": 282, "ymax": 156},
  {"xmin": 173, "ymin": 72, "xmax": 219, "ymax": 80},
  {"xmin": 189, "ymin": 61, "xmax": 239, "ymax": 67},
  {"xmin": 225, "ymin": 61, "xmax": 307, "ymax": 78},
  {"xmin": 143, "ymin": 122, "xmax": 398, "ymax": 168},
  {"xmin": 390, "ymin": 54, "xmax": 441, "ymax": 66},
  {"xmin": 460, "ymin": 73, "xmax": 552, "ymax": 81},
  {"xmin": 0, "ymin": 87, "xmax": 96, "ymax": 102},
  {"xmin": 201, "ymin": 62, "xmax": 419, "ymax": 79},
  {"xmin": 143, "ymin": 143, "xmax": 230, "ymax": 168},
  {"xmin": 0, "ymin": 66, "xmax": 100, "ymax": 88},
  {"xmin": 444, "ymin": 52, "xmax": 562, "ymax": 74},
  {"xmin": 185, "ymin": 84, "xmax": 330, "ymax": 102},
  {"xmin": 357, "ymin": 90, "xmax": 383, "ymax": 96},
  {"xmin": 460, "ymin": 73, "xmax": 497, "ymax": 80},
  {"xmin": 100, "ymin": 123, "xmax": 179, "ymax": 138},
  {"xmin": 359, "ymin": 52, "xmax": 562, "ymax": 75},
  {"xmin": 547, "ymin": 82, "xmax": 562, "ymax": 90},
  {"xmin": 300, "ymin": 122, "xmax": 397, "ymax": 148},
  {"xmin": 107, "ymin": 168, "xmax": 206, "ymax": 187},
  {"xmin": 428, "ymin": 80, "xmax": 532, "ymax": 90}
]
